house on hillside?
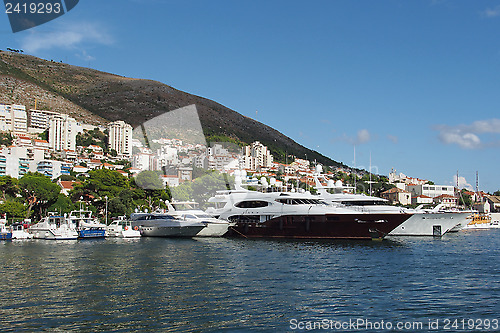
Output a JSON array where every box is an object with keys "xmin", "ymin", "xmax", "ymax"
[
  {"xmin": 433, "ymin": 194, "xmax": 458, "ymax": 208},
  {"xmin": 58, "ymin": 180, "xmax": 81, "ymax": 196},
  {"xmin": 485, "ymin": 195, "xmax": 500, "ymax": 213},
  {"xmin": 381, "ymin": 187, "xmax": 411, "ymax": 206}
]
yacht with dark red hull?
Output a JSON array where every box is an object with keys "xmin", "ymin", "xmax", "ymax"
[{"xmin": 206, "ymin": 189, "xmax": 412, "ymax": 240}]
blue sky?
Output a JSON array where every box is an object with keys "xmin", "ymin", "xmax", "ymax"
[{"xmin": 1, "ymin": 0, "xmax": 500, "ymax": 192}]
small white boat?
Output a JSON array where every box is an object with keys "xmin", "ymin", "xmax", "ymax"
[
  {"xmin": 29, "ymin": 213, "xmax": 78, "ymax": 240},
  {"xmin": 68, "ymin": 209, "xmax": 107, "ymax": 238},
  {"xmin": 0, "ymin": 220, "xmax": 12, "ymax": 240},
  {"xmin": 106, "ymin": 217, "xmax": 141, "ymax": 238},
  {"xmin": 11, "ymin": 223, "xmax": 33, "ymax": 239},
  {"xmin": 167, "ymin": 201, "xmax": 232, "ymax": 237}
]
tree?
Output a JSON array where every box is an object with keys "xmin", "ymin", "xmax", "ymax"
[
  {"xmin": 171, "ymin": 172, "xmax": 233, "ymax": 209},
  {"xmin": 0, "ymin": 200, "xmax": 27, "ymax": 219},
  {"xmin": 0, "ymin": 132, "xmax": 13, "ymax": 146},
  {"xmin": 458, "ymin": 190, "xmax": 473, "ymax": 207},
  {"xmin": 48, "ymin": 194, "xmax": 77, "ymax": 215},
  {"xmin": 132, "ymin": 171, "xmax": 170, "ymax": 211},
  {"xmin": 0, "ymin": 175, "xmax": 18, "ymax": 200},
  {"xmin": 134, "ymin": 170, "xmax": 164, "ymax": 190},
  {"xmin": 18, "ymin": 172, "xmax": 60, "ymax": 219},
  {"xmin": 494, "ymin": 190, "xmax": 500, "ymax": 196},
  {"xmin": 72, "ymin": 168, "xmax": 129, "ymax": 200}
]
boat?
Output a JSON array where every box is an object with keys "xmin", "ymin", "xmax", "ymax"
[
  {"xmin": 206, "ymin": 186, "xmax": 411, "ymax": 240},
  {"xmin": 0, "ymin": 220, "xmax": 12, "ymax": 240},
  {"xmin": 166, "ymin": 200, "xmax": 232, "ymax": 237},
  {"xmin": 463, "ymin": 213, "xmax": 500, "ymax": 229},
  {"xmin": 130, "ymin": 212, "xmax": 206, "ymax": 237},
  {"xmin": 29, "ymin": 213, "xmax": 78, "ymax": 240},
  {"xmin": 11, "ymin": 223, "xmax": 33, "ymax": 239},
  {"xmin": 106, "ymin": 216, "xmax": 141, "ymax": 238},
  {"xmin": 313, "ymin": 168, "xmax": 468, "ymax": 236},
  {"xmin": 68, "ymin": 209, "xmax": 107, "ymax": 238}
]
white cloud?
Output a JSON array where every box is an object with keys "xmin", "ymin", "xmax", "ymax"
[
  {"xmin": 483, "ymin": 5, "xmax": 500, "ymax": 18},
  {"xmin": 435, "ymin": 118, "xmax": 500, "ymax": 149},
  {"xmin": 387, "ymin": 135, "xmax": 398, "ymax": 144},
  {"xmin": 356, "ymin": 129, "xmax": 371, "ymax": 144},
  {"xmin": 21, "ymin": 21, "xmax": 113, "ymax": 53},
  {"xmin": 438, "ymin": 130, "xmax": 481, "ymax": 149},
  {"xmin": 453, "ymin": 175, "xmax": 473, "ymax": 191},
  {"xmin": 332, "ymin": 128, "xmax": 375, "ymax": 146}
]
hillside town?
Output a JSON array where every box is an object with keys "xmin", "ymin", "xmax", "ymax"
[{"xmin": 1, "ymin": 102, "xmax": 499, "ymax": 217}]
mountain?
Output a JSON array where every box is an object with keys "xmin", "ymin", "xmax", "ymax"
[{"xmin": 0, "ymin": 51, "xmax": 342, "ymax": 167}]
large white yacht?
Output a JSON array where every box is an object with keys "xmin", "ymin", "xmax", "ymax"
[
  {"xmin": 206, "ymin": 182, "xmax": 411, "ymax": 240},
  {"xmin": 29, "ymin": 213, "xmax": 78, "ymax": 240},
  {"xmin": 312, "ymin": 167, "xmax": 469, "ymax": 236},
  {"xmin": 166, "ymin": 201, "xmax": 232, "ymax": 237}
]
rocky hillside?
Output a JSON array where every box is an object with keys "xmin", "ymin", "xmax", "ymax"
[{"xmin": 0, "ymin": 51, "xmax": 342, "ymax": 166}]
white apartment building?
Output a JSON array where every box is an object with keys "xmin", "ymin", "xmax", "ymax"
[
  {"xmin": 0, "ymin": 146, "xmax": 45, "ymax": 178},
  {"xmin": 132, "ymin": 152, "xmax": 158, "ymax": 171},
  {"xmin": 0, "ymin": 104, "xmax": 28, "ymax": 134},
  {"xmin": 406, "ymin": 184, "xmax": 455, "ymax": 198},
  {"xmin": 49, "ymin": 114, "xmax": 81, "ymax": 151},
  {"xmin": 108, "ymin": 120, "xmax": 132, "ymax": 158},
  {"xmin": 29, "ymin": 109, "xmax": 60, "ymax": 130},
  {"xmin": 241, "ymin": 141, "xmax": 273, "ymax": 170},
  {"xmin": 33, "ymin": 159, "xmax": 72, "ymax": 179}
]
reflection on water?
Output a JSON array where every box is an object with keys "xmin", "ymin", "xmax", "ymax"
[{"xmin": 0, "ymin": 231, "xmax": 499, "ymax": 332}]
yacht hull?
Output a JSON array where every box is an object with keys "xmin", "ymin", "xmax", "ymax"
[
  {"xmin": 226, "ymin": 213, "xmax": 411, "ymax": 240},
  {"xmin": 388, "ymin": 212, "xmax": 469, "ymax": 236},
  {"xmin": 30, "ymin": 228, "xmax": 78, "ymax": 240},
  {"xmin": 195, "ymin": 222, "xmax": 230, "ymax": 237},
  {"xmin": 140, "ymin": 225, "xmax": 205, "ymax": 237}
]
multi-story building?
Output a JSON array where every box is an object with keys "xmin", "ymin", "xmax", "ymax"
[
  {"xmin": 241, "ymin": 141, "xmax": 273, "ymax": 170},
  {"xmin": 381, "ymin": 187, "xmax": 412, "ymax": 205},
  {"xmin": 48, "ymin": 114, "xmax": 81, "ymax": 151},
  {"xmin": 108, "ymin": 120, "xmax": 133, "ymax": 158},
  {"xmin": 406, "ymin": 184, "xmax": 455, "ymax": 199},
  {"xmin": 34, "ymin": 160, "xmax": 72, "ymax": 179},
  {"xmin": 28, "ymin": 109, "xmax": 60, "ymax": 130},
  {"xmin": 0, "ymin": 146, "xmax": 44, "ymax": 178},
  {"xmin": 0, "ymin": 104, "xmax": 28, "ymax": 134}
]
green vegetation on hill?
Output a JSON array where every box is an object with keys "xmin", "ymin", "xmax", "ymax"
[{"xmin": 0, "ymin": 51, "xmax": 342, "ymax": 168}]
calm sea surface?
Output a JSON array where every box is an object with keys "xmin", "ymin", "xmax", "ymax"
[{"xmin": 1, "ymin": 230, "xmax": 499, "ymax": 332}]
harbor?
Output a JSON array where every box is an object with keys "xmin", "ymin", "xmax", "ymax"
[{"xmin": 1, "ymin": 230, "xmax": 499, "ymax": 332}]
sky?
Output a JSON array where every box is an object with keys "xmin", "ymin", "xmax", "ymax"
[{"xmin": 1, "ymin": 0, "xmax": 500, "ymax": 193}]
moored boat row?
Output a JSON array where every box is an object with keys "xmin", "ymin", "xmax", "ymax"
[{"xmin": 1, "ymin": 178, "xmax": 494, "ymax": 242}]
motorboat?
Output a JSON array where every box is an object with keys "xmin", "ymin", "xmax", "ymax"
[
  {"xmin": 29, "ymin": 213, "xmax": 78, "ymax": 240},
  {"xmin": 0, "ymin": 219, "xmax": 12, "ymax": 240},
  {"xmin": 130, "ymin": 212, "xmax": 206, "ymax": 237},
  {"xmin": 206, "ymin": 185, "xmax": 411, "ymax": 240},
  {"xmin": 166, "ymin": 201, "xmax": 232, "ymax": 237},
  {"xmin": 106, "ymin": 216, "xmax": 141, "ymax": 238},
  {"xmin": 463, "ymin": 213, "xmax": 500, "ymax": 229},
  {"xmin": 68, "ymin": 209, "xmax": 106, "ymax": 238},
  {"xmin": 10, "ymin": 223, "xmax": 33, "ymax": 239},
  {"xmin": 313, "ymin": 168, "xmax": 468, "ymax": 237}
]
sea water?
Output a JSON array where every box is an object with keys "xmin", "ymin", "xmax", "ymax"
[{"xmin": 0, "ymin": 230, "xmax": 499, "ymax": 332}]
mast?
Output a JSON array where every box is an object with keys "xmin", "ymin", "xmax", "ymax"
[
  {"xmin": 369, "ymin": 151, "xmax": 372, "ymax": 196},
  {"xmin": 353, "ymin": 145, "xmax": 356, "ymax": 194}
]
